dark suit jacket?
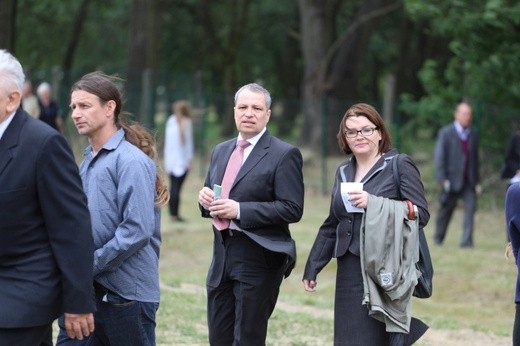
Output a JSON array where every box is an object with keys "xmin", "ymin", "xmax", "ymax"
[
  {"xmin": 506, "ymin": 183, "xmax": 520, "ymax": 303},
  {"xmin": 434, "ymin": 123, "xmax": 480, "ymax": 192},
  {"xmin": 501, "ymin": 133, "xmax": 520, "ymax": 179},
  {"xmin": 0, "ymin": 109, "xmax": 95, "ymax": 328},
  {"xmin": 201, "ymin": 131, "xmax": 304, "ymax": 287},
  {"xmin": 304, "ymin": 150, "xmax": 430, "ymax": 280}
]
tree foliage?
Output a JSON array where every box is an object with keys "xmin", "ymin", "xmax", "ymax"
[
  {"xmin": 10, "ymin": 0, "xmax": 520, "ymax": 163},
  {"xmin": 400, "ymin": 0, "xmax": 520, "ymax": 169}
]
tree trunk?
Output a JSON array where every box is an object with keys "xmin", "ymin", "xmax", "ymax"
[
  {"xmin": 62, "ymin": 0, "xmax": 92, "ymax": 88},
  {"xmin": 197, "ymin": 0, "xmax": 252, "ymax": 137},
  {"xmin": 126, "ymin": 0, "xmax": 162, "ymax": 127},
  {"xmin": 298, "ymin": 0, "xmax": 337, "ymax": 150},
  {"xmin": 299, "ymin": 0, "xmax": 401, "ymax": 151},
  {"xmin": 0, "ymin": 0, "xmax": 17, "ymax": 51}
]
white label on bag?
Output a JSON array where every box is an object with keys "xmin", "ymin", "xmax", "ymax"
[{"xmin": 380, "ymin": 272, "xmax": 393, "ymax": 287}]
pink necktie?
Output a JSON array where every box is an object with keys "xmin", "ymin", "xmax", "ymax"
[{"xmin": 213, "ymin": 140, "xmax": 251, "ymax": 230}]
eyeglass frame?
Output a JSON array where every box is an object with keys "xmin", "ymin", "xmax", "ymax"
[{"xmin": 343, "ymin": 127, "xmax": 378, "ymax": 138}]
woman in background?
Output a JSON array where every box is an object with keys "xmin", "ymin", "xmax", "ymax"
[{"xmin": 164, "ymin": 100, "xmax": 194, "ymax": 222}]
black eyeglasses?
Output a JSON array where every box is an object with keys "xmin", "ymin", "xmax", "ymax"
[{"xmin": 344, "ymin": 127, "xmax": 378, "ymax": 138}]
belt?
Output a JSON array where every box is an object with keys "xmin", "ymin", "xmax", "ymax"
[
  {"xmin": 93, "ymin": 281, "xmax": 107, "ymax": 294},
  {"xmin": 222, "ymin": 229, "xmax": 244, "ymax": 238}
]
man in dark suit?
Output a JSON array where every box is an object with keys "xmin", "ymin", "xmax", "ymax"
[
  {"xmin": 434, "ymin": 101, "xmax": 480, "ymax": 248},
  {"xmin": 198, "ymin": 83, "xmax": 304, "ymax": 345},
  {"xmin": 0, "ymin": 49, "xmax": 95, "ymax": 344}
]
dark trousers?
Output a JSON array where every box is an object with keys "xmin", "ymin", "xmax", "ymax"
[
  {"xmin": 514, "ymin": 303, "xmax": 520, "ymax": 346},
  {"xmin": 0, "ymin": 323, "xmax": 52, "ymax": 346},
  {"xmin": 207, "ymin": 230, "xmax": 286, "ymax": 346},
  {"xmin": 57, "ymin": 284, "xmax": 158, "ymax": 346},
  {"xmin": 434, "ymin": 184, "xmax": 476, "ymax": 247},
  {"xmin": 168, "ymin": 172, "xmax": 188, "ymax": 217}
]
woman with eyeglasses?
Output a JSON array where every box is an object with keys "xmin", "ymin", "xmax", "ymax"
[{"xmin": 302, "ymin": 103, "xmax": 430, "ymax": 345}]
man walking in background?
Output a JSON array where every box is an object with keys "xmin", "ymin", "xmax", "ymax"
[
  {"xmin": 198, "ymin": 83, "xmax": 304, "ymax": 345},
  {"xmin": 434, "ymin": 101, "xmax": 481, "ymax": 248},
  {"xmin": 0, "ymin": 49, "xmax": 95, "ymax": 344}
]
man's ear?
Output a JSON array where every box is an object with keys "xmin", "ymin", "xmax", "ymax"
[
  {"xmin": 106, "ymin": 100, "xmax": 116, "ymax": 117},
  {"xmin": 7, "ymin": 91, "xmax": 22, "ymax": 114}
]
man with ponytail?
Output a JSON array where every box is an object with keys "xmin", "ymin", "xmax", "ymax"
[{"xmin": 58, "ymin": 71, "xmax": 168, "ymax": 345}]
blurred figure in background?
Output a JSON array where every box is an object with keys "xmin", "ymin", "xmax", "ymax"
[
  {"xmin": 506, "ymin": 182, "xmax": 520, "ymax": 345},
  {"xmin": 433, "ymin": 101, "xmax": 480, "ymax": 248},
  {"xmin": 501, "ymin": 123, "xmax": 520, "ymax": 186},
  {"xmin": 21, "ymin": 79, "xmax": 40, "ymax": 118},
  {"xmin": 164, "ymin": 100, "xmax": 194, "ymax": 222},
  {"xmin": 37, "ymin": 81, "xmax": 63, "ymax": 132}
]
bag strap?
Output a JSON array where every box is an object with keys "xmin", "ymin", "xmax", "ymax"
[{"xmin": 392, "ymin": 154, "xmax": 402, "ymax": 200}]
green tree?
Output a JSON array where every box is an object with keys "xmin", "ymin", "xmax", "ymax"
[
  {"xmin": 0, "ymin": 0, "xmax": 17, "ymax": 51},
  {"xmin": 401, "ymin": 0, "xmax": 520, "ymax": 169}
]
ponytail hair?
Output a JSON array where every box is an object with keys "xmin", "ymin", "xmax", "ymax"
[{"xmin": 121, "ymin": 119, "xmax": 170, "ymax": 207}]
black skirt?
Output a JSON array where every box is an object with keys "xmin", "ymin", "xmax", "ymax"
[{"xmin": 334, "ymin": 252, "xmax": 428, "ymax": 346}]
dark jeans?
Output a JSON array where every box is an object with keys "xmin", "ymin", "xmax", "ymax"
[
  {"xmin": 57, "ymin": 285, "xmax": 158, "ymax": 346},
  {"xmin": 514, "ymin": 303, "xmax": 520, "ymax": 346},
  {"xmin": 168, "ymin": 172, "xmax": 188, "ymax": 217}
]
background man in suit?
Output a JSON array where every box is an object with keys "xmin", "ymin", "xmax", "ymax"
[
  {"xmin": 198, "ymin": 83, "xmax": 304, "ymax": 345},
  {"xmin": 434, "ymin": 101, "xmax": 481, "ymax": 248},
  {"xmin": 0, "ymin": 50, "xmax": 95, "ymax": 344}
]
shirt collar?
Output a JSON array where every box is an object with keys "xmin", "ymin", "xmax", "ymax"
[
  {"xmin": 238, "ymin": 127, "xmax": 266, "ymax": 146},
  {"xmin": 0, "ymin": 111, "xmax": 16, "ymax": 141},
  {"xmin": 84, "ymin": 127, "xmax": 125, "ymax": 156},
  {"xmin": 453, "ymin": 121, "xmax": 470, "ymax": 140}
]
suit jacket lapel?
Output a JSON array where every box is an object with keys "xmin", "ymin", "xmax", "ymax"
[
  {"xmin": 232, "ymin": 132, "xmax": 270, "ymax": 187},
  {"xmin": 0, "ymin": 109, "xmax": 24, "ymax": 178}
]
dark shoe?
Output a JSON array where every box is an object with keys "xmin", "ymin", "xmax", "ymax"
[{"xmin": 171, "ymin": 216, "xmax": 186, "ymax": 223}]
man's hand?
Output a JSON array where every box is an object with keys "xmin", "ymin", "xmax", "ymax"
[
  {"xmin": 64, "ymin": 312, "xmax": 94, "ymax": 340},
  {"xmin": 303, "ymin": 279, "xmax": 317, "ymax": 292},
  {"xmin": 209, "ymin": 199, "xmax": 239, "ymax": 220},
  {"xmin": 198, "ymin": 186, "xmax": 215, "ymax": 209},
  {"xmin": 475, "ymin": 184, "xmax": 483, "ymax": 196}
]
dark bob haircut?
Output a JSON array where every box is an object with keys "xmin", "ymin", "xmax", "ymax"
[{"xmin": 336, "ymin": 103, "xmax": 392, "ymax": 155}]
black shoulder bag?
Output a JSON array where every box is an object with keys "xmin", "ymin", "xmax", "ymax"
[{"xmin": 393, "ymin": 154, "xmax": 434, "ymax": 299}]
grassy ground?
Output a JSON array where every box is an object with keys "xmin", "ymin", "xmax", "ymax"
[{"xmin": 155, "ymin": 155, "xmax": 516, "ymax": 345}]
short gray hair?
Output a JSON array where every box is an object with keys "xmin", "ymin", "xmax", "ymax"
[
  {"xmin": 0, "ymin": 49, "xmax": 25, "ymax": 92},
  {"xmin": 37, "ymin": 82, "xmax": 52, "ymax": 97},
  {"xmin": 234, "ymin": 83, "xmax": 272, "ymax": 109}
]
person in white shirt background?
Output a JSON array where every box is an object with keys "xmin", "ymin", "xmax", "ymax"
[{"xmin": 164, "ymin": 100, "xmax": 194, "ymax": 222}]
